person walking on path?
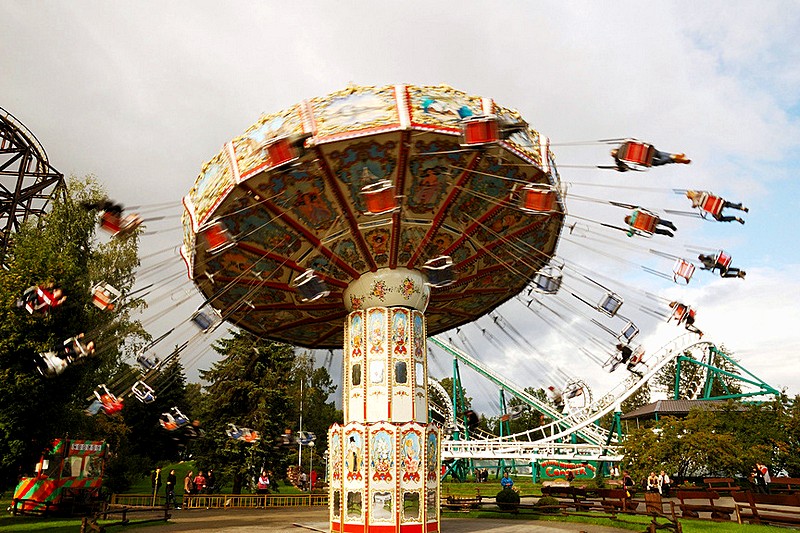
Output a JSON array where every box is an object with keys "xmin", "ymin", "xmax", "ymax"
[{"xmin": 165, "ymin": 469, "xmax": 177, "ymax": 509}]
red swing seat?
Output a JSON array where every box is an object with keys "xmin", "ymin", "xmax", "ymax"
[
  {"xmin": 460, "ymin": 115, "xmax": 500, "ymax": 146},
  {"xmin": 520, "ymin": 185, "xmax": 557, "ymax": 213},
  {"xmin": 361, "ymin": 180, "xmax": 398, "ymax": 215},
  {"xmin": 673, "ymin": 259, "xmax": 696, "ymax": 285},
  {"xmin": 92, "ymin": 283, "xmax": 121, "ymax": 311},
  {"xmin": 265, "ymin": 136, "xmax": 301, "ymax": 169},
  {"xmin": 99, "ymin": 211, "xmax": 123, "ymax": 235},
  {"xmin": 617, "ymin": 141, "xmax": 656, "ymax": 169},
  {"xmin": 697, "ymin": 192, "xmax": 724, "ymax": 218},
  {"xmin": 714, "ymin": 250, "xmax": 732, "ymax": 270},
  {"xmin": 202, "ymin": 220, "xmax": 235, "ymax": 254},
  {"xmin": 669, "ymin": 303, "xmax": 689, "ymax": 323},
  {"xmin": 630, "ymin": 209, "xmax": 658, "ymax": 235}
]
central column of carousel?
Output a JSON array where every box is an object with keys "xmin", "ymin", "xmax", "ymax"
[{"xmin": 329, "ymin": 269, "xmax": 440, "ymax": 533}]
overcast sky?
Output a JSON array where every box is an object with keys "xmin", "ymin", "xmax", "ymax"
[{"xmin": 2, "ymin": 1, "xmax": 799, "ymax": 415}]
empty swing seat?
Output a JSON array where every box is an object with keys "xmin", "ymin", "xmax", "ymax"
[
  {"xmin": 618, "ymin": 322, "xmax": 640, "ymax": 343},
  {"xmin": 202, "ymin": 220, "xmax": 235, "ymax": 254},
  {"xmin": 293, "ymin": 270, "xmax": 330, "ymax": 302},
  {"xmin": 532, "ymin": 265, "xmax": 562, "ymax": 294},
  {"xmin": 361, "ymin": 180, "xmax": 398, "ymax": 215},
  {"xmin": 599, "ymin": 293, "xmax": 623, "ymax": 317},
  {"xmin": 423, "ymin": 256, "xmax": 455, "ymax": 288},
  {"xmin": 460, "ymin": 115, "xmax": 500, "ymax": 146},
  {"xmin": 520, "ymin": 185, "xmax": 557, "ymax": 213},
  {"xmin": 266, "ymin": 136, "xmax": 301, "ymax": 168},
  {"xmin": 191, "ymin": 308, "xmax": 220, "ymax": 333},
  {"xmin": 131, "ymin": 381, "xmax": 156, "ymax": 403},
  {"xmin": 673, "ymin": 259, "xmax": 696, "ymax": 284},
  {"xmin": 617, "ymin": 140, "xmax": 656, "ymax": 169}
]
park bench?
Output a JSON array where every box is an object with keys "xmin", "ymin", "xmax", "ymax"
[
  {"xmin": 593, "ymin": 488, "xmax": 638, "ymax": 512},
  {"xmin": 733, "ymin": 491, "xmax": 800, "ymax": 527},
  {"xmin": 703, "ymin": 477, "xmax": 740, "ymax": 494},
  {"xmin": 541, "ymin": 486, "xmax": 591, "ymax": 511},
  {"xmin": 440, "ymin": 494, "xmax": 482, "ymax": 512},
  {"xmin": 643, "ymin": 492, "xmax": 682, "ymax": 533},
  {"xmin": 768, "ymin": 477, "xmax": 800, "ymax": 493},
  {"xmin": 675, "ymin": 489, "xmax": 733, "ymax": 520}
]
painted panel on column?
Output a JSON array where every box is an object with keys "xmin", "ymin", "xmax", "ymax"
[
  {"xmin": 329, "ymin": 425, "xmax": 343, "ymax": 525},
  {"xmin": 412, "ymin": 312, "xmax": 427, "ymax": 423},
  {"xmin": 391, "ymin": 308, "xmax": 412, "ymax": 421},
  {"xmin": 426, "ymin": 426, "xmax": 441, "ymax": 527},
  {"xmin": 369, "ymin": 423, "xmax": 395, "ymax": 525},
  {"xmin": 348, "ymin": 312, "xmax": 365, "ymax": 423},
  {"xmin": 343, "ymin": 425, "xmax": 365, "ymax": 525},
  {"xmin": 366, "ymin": 308, "xmax": 388, "ymax": 421}
]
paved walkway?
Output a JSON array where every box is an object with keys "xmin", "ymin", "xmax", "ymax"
[{"xmin": 142, "ymin": 507, "xmax": 631, "ymax": 532}]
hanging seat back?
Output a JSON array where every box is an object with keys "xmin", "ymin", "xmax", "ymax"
[
  {"xmin": 630, "ymin": 209, "xmax": 658, "ymax": 235},
  {"xmin": 201, "ymin": 220, "xmax": 235, "ymax": 254},
  {"xmin": 699, "ymin": 193, "xmax": 724, "ymax": 218},
  {"xmin": 361, "ymin": 180, "xmax": 398, "ymax": 215},
  {"xmin": 617, "ymin": 140, "xmax": 656, "ymax": 169},
  {"xmin": 714, "ymin": 250, "xmax": 732, "ymax": 270},
  {"xmin": 422, "ymin": 256, "xmax": 455, "ymax": 288},
  {"xmin": 598, "ymin": 292, "xmax": 623, "ymax": 317},
  {"xmin": 460, "ymin": 115, "xmax": 500, "ymax": 146},
  {"xmin": 520, "ymin": 185, "xmax": 558, "ymax": 214},
  {"xmin": 265, "ymin": 136, "xmax": 301, "ymax": 169},
  {"xmin": 293, "ymin": 269, "xmax": 330, "ymax": 302},
  {"xmin": 673, "ymin": 259, "xmax": 696, "ymax": 285},
  {"xmin": 92, "ymin": 282, "xmax": 121, "ymax": 311}
]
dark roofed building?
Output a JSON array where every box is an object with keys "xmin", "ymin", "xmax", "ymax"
[{"xmin": 621, "ymin": 399, "xmax": 745, "ymax": 425}]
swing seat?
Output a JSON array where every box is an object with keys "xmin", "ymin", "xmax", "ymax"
[
  {"xmin": 202, "ymin": 220, "xmax": 235, "ymax": 254},
  {"xmin": 669, "ymin": 303, "xmax": 689, "ymax": 323},
  {"xmin": 617, "ymin": 140, "xmax": 656, "ymax": 169},
  {"xmin": 714, "ymin": 250, "xmax": 732, "ymax": 270},
  {"xmin": 132, "ymin": 380, "xmax": 156, "ymax": 403},
  {"xmin": 423, "ymin": 256, "xmax": 455, "ymax": 288},
  {"xmin": 618, "ymin": 321, "xmax": 640, "ymax": 343},
  {"xmin": 598, "ymin": 292, "xmax": 623, "ymax": 317},
  {"xmin": 171, "ymin": 407, "xmax": 190, "ymax": 427},
  {"xmin": 628, "ymin": 346, "xmax": 645, "ymax": 366},
  {"xmin": 99, "ymin": 211, "xmax": 123, "ymax": 235},
  {"xmin": 92, "ymin": 283, "xmax": 121, "ymax": 311},
  {"xmin": 136, "ymin": 353, "xmax": 160, "ymax": 373},
  {"xmin": 361, "ymin": 180, "xmax": 398, "ymax": 215},
  {"xmin": 191, "ymin": 308, "xmax": 221, "ymax": 333},
  {"xmin": 672, "ymin": 259, "xmax": 696, "ymax": 285},
  {"xmin": 293, "ymin": 269, "xmax": 330, "ymax": 302},
  {"xmin": 520, "ymin": 185, "xmax": 557, "ymax": 213},
  {"xmin": 37, "ymin": 351, "xmax": 68, "ymax": 377},
  {"xmin": 460, "ymin": 115, "xmax": 500, "ymax": 146},
  {"xmin": 531, "ymin": 264, "xmax": 563, "ymax": 294},
  {"xmin": 630, "ymin": 209, "xmax": 658, "ymax": 235},
  {"xmin": 700, "ymin": 193, "xmax": 724, "ymax": 218},
  {"xmin": 266, "ymin": 136, "xmax": 301, "ymax": 169},
  {"xmin": 226, "ymin": 423, "xmax": 244, "ymax": 440},
  {"xmin": 159, "ymin": 413, "xmax": 178, "ymax": 431}
]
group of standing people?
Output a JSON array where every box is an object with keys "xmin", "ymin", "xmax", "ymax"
[{"xmin": 645, "ymin": 470, "xmax": 672, "ymax": 496}]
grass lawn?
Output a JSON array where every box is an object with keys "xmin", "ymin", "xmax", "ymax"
[{"xmin": 0, "ymin": 513, "xmax": 166, "ymax": 532}]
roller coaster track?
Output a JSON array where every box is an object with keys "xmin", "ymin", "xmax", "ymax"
[{"xmin": 433, "ymin": 333, "xmax": 711, "ymax": 461}]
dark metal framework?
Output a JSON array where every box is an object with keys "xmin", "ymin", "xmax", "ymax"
[{"xmin": 0, "ymin": 107, "xmax": 65, "ymax": 259}]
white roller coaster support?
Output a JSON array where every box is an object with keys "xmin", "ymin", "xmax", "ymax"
[
  {"xmin": 432, "ymin": 333, "xmax": 709, "ymax": 461},
  {"xmin": 429, "ymin": 336, "xmax": 611, "ymax": 445}
]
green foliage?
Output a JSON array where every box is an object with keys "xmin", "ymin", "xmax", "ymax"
[
  {"xmin": 622, "ymin": 398, "xmax": 800, "ymax": 482},
  {"xmin": 654, "ymin": 345, "xmax": 743, "ymax": 399},
  {"xmin": 495, "ymin": 487, "xmax": 521, "ymax": 510},
  {"xmin": 534, "ymin": 495, "xmax": 560, "ymax": 513},
  {"xmin": 0, "ymin": 176, "xmax": 143, "ymax": 488}
]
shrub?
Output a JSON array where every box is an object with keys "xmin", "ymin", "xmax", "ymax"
[
  {"xmin": 495, "ymin": 487, "xmax": 520, "ymax": 511},
  {"xmin": 535, "ymin": 495, "xmax": 561, "ymax": 514}
]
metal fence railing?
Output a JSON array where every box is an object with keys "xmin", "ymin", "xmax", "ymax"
[{"xmin": 110, "ymin": 493, "xmax": 328, "ymax": 510}]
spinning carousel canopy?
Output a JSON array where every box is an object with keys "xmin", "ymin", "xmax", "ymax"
[{"xmin": 182, "ymin": 84, "xmax": 565, "ymax": 348}]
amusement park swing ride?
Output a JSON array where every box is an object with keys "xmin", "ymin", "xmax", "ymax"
[{"xmin": 5, "ymin": 85, "xmax": 779, "ymax": 528}]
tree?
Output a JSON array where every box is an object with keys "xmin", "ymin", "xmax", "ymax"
[
  {"xmin": 654, "ymin": 345, "xmax": 743, "ymax": 400},
  {"xmin": 195, "ymin": 332, "xmax": 296, "ymax": 493},
  {"xmin": 290, "ymin": 352, "xmax": 341, "ymax": 464},
  {"xmin": 0, "ymin": 176, "xmax": 143, "ymax": 488}
]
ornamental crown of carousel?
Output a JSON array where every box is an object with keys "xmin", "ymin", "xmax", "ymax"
[{"xmin": 181, "ymin": 83, "xmax": 565, "ymax": 348}]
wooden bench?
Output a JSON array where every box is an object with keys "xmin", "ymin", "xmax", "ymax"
[
  {"xmin": 441, "ymin": 494, "xmax": 482, "ymax": 512},
  {"xmin": 676, "ymin": 490, "xmax": 733, "ymax": 520},
  {"xmin": 733, "ymin": 491, "xmax": 800, "ymax": 526},
  {"xmin": 769, "ymin": 477, "xmax": 800, "ymax": 493},
  {"xmin": 703, "ymin": 477, "xmax": 740, "ymax": 494},
  {"xmin": 541, "ymin": 486, "xmax": 592, "ymax": 511},
  {"xmin": 592, "ymin": 488, "xmax": 638, "ymax": 512},
  {"xmin": 643, "ymin": 492, "xmax": 682, "ymax": 533}
]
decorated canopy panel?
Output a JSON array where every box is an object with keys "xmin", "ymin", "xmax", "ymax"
[{"xmin": 182, "ymin": 84, "xmax": 565, "ymax": 348}]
